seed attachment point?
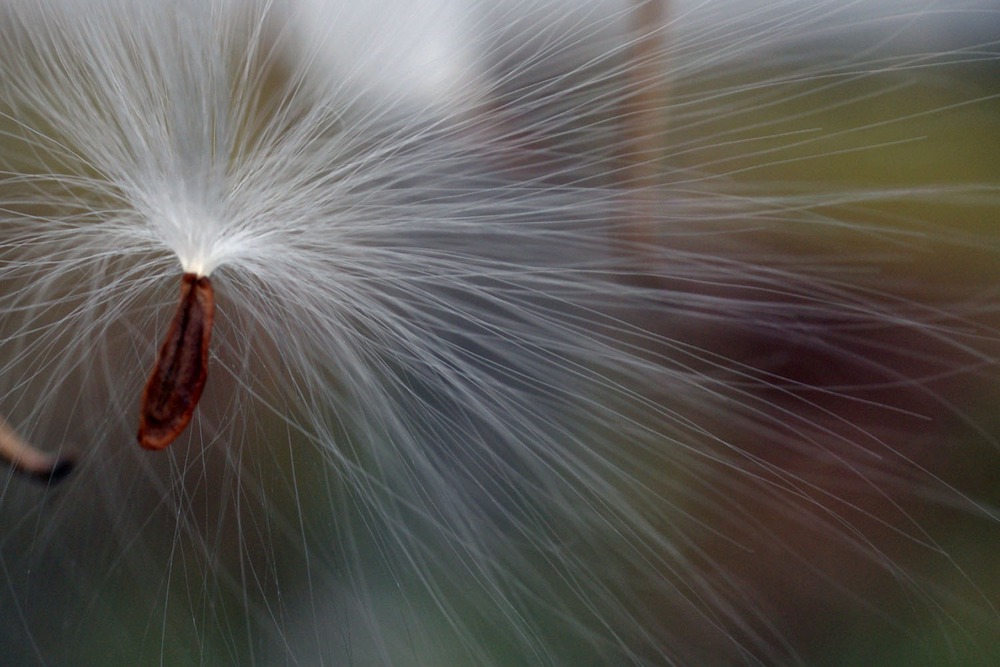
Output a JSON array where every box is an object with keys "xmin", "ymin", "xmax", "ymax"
[{"xmin": 137, "ymin": 273, "xmax": 215, "ymax": 450}]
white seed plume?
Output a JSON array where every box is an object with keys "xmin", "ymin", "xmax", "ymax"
[{"xmin": 0, "ymin": 0, "xmax": 998, "ymax": 665}]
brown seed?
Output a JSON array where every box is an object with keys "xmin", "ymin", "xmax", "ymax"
[
  {"xmin": 137, "ymin": 273, "xmax": 215, "ymax": 450},
  {"xmin": 0, "ymin": 414, "xmax": 75, "ymax": 483}
]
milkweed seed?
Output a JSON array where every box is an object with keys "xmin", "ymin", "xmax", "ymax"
[{"xmin": 137, "ymin": 273, "xmax": 215, "ymax": 450}]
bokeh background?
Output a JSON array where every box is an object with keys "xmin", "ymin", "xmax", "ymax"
[{"xmin": 1, "ymin": 1, "xmax": 999, "ymax": 665}]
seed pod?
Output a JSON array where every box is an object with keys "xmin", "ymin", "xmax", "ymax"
[{"xmin": 137, "ymin": 273, "xmax": 215, "ymax": 450}]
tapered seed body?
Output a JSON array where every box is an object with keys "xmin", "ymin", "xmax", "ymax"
[{"xmin": 137, "ymin": 273, "xmax": 215, "ymax": 450}]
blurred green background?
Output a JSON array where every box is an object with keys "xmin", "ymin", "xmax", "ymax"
[{"xmin": 1, "ymin": 3, "xmax": 999, "ymax": 666}]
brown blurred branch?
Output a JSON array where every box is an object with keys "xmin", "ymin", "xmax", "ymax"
[
  {"xmin": 616, "ymin": 0, "xmax": 669, "ymax": 276},
  {"xmin": 0, "ymin": 414, "xmax": 74, "ymax": 483}
]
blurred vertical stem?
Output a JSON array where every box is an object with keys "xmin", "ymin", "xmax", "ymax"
[{"xmin": 617, "ymin": 0, "xmax": 669, "ymax": 274}]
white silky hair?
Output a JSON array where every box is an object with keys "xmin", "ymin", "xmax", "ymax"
[{"xmin": 0, "ymin": 0, "xmax": 998, "ymax": 665}]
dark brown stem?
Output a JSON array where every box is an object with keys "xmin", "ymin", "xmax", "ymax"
[{"xmin": 0, "ymin": 415, "xmax": 75, "ymax": 483}]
